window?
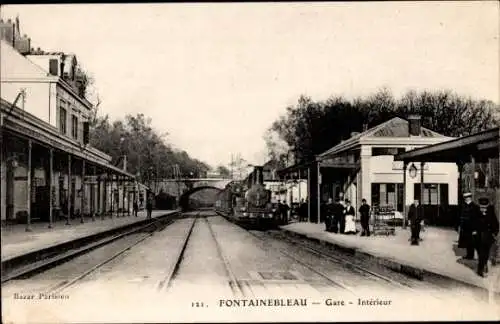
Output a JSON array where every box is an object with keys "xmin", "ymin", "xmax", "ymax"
[
  {"xmin": 372, "ymin": 147, "xmax": 406, "ymax": 156},
  {"xmin": 71, "ymin": 115, "xmax": 78, "ymax": 139},
  {"xmin": 372, "ymin": 183, "xmax": 404, "ymax": 211},
  {"xmin": 414, "ymin": 184, "xmax": 449, "ymax": 205},
  {"xmin": 59, "ymin": 106, "xmax": 67, "ymax": 135}
]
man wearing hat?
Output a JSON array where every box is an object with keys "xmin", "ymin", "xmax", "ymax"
[
  {"xmin": 473, "ymin": 197, "xmax": 499, "ymax": 277},
  {"xmin": 459, "ymin": 192, "xmax": 481, "ymax": 259}
]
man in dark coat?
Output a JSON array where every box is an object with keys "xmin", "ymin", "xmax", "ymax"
[
  {"xmin": 282, "ymin": 202, "xmax": 290, "ymax": 225},
  {"xmin": 133, "ymin": 200, "xmax": 139, "ymax": 217},
  {"xmin": 359, "ymin": 199, "xmax": 371, "ymax": 237},
  {"xmin": 408, "ymin": 199, "xmax": 423, "ymax": 245},
  {"xmin": 146, "ymin": 193, "xmax": 153, "ymax": 220},
  {"xmin": 324, "ymin": 198, "xmax": 335, "ymax": 231},
  {"xmin": 459, "ymin": 192, "xmax": 481, "ymax": 259},
  {"xmin": 331, "ymin": 198, "xmax": 343, "ymax": 234},
  {"xmin": 472, "ymin": 197, "xmax": 499, "ymax": 277},
  {"xmin": 299, "ymin": 199, "xmax": 308, "ymax": 222}
]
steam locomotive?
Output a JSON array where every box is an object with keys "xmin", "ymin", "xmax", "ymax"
[{"xmin": 215, "ymin": 166, "xmax": 278, "ymax": 230}]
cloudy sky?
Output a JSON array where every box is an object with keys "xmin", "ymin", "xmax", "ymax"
[{"xmin": 2, "ymin": 2, "xmax": 498, "ymax": 168}]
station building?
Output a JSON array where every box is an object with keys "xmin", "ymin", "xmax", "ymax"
[
  {"xmin": 279, "ymin": 116, "xmax": 460, "ymax": 227},
  {"xmin": 0, "ymin": 27, "xmax": 147, "ymax": 227}
]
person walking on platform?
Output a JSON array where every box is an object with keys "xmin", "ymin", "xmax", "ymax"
[
  {"xmin": 459, "ymin": 192, "xmax": 481, "ymax": 259},
  {"xmin": 359, "ymin": 199, "xmax": 371, "ymax": 237},
  {"xmin": 472, "ymin": 197, "xmax": 499, "ymax": 277},
  {"xmin": 408, "ymin": 199, "xmax": 423, "ymax": 245}
]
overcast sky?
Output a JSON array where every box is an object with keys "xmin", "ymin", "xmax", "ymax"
[{"xmin": 2, "ymin": 2, "xmax": 498, "ymax": 168}]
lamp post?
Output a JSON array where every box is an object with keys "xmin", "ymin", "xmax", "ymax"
[{"xmin": 409, "ymin": 163, "xmax": 418, "ymax": 179}]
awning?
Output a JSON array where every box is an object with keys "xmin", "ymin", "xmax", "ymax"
[
  {"xmin": 276, "ymin": 161, "xmax": 314, "ymax": 178},
  {"xmin": 395, "ymin": 127, "xmax": 499, "ymax": 163}
]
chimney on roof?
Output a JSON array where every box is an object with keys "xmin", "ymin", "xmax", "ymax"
[
  {"xmin": 408, "ymin": 115, "xmax": 421, "ymax": 136},
  {"xmin": 363, "ymin": 123, "xmax": 368, "ymax": 132}
]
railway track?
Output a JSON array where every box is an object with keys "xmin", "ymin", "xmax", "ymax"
[
  {"xmin": 251, "ymin": 229, "xmax": 462, "ymax": 303},
  {"xmin": 158, "ymin": 212, "xmax": 247, "ymax": 297},
  {"xmin": 266, "ymin": 231, "xmax": 417, "ymax": 289},
  {"xmin": 2, "ymin": 215, "xmax": 176, "ymax": 293}
]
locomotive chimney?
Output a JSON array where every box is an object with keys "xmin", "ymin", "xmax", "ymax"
[{"xmin": 256, "ymin": 166, "xmax": 264, "ymax": 185}]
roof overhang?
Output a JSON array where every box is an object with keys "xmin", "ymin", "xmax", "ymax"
[
  {"xmin": 395, "ymin": 127, "xmax": 499, "ymax": 163},
  {"xmin": 1, "ymin": 98, "xmax": 134, "ymax": 178}
]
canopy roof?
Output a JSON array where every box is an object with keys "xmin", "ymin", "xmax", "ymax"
[{"xmin": 395, "ymin": 127, "xmax": 499, "ymax": 163}]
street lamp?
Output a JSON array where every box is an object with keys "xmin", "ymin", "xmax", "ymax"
[{"xmin": 408, "ymin": 163, "xmax": 418, "ymax": 179}]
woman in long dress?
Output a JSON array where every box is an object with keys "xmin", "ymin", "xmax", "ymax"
[{"xmin": 344, "ymin": 200, "xmax": 357, "ymax": 234}]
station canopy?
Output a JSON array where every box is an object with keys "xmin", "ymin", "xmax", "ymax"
[{"xmin": 395, "ymin": 127, "xmax": 499, "ymax": 164}]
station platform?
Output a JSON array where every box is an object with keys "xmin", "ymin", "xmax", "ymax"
[
  {"xmin": 1, "ymin": 210, "xmax": 179, "ymax": 262},
  {"xmin": 280, "ymin": 221, "xmax": 500, "ymax": 293}
]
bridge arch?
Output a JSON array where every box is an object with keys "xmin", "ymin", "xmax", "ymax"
[{"xmin": 180, "ymin": 185, "xmax": 223, "ymax": 211}]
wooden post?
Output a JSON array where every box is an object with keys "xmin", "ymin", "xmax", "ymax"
[
  {"xmin": 111, "ymin": 174, "xmax": 114, "ymax": 217},
  {"xmin": 470, "ymin": 155, "xmax": 476, "ymax": 200},
  {"xmin": 66, "ymin": 155, "xmax": 71, "ymax": 225},
  {"xmin": 420, "ymin": 162, "xmax": 425, "ymax": 225},
  {"xmin": 317, "ymin": 161, "xmax": 321, "ymax": 224},
  {"xmin": 102, "ymin": 174, "xmax": 107, "ymax": 218},
  {"xmin": 48, "ymin": 148, "xmax": 53, "ymax": 228},
  {"xmin": 26, "ymin": 140, "xmax": 32, "ymax": 232},
  {"xmin": 402, "ymin": 161, "xmax": 408, "ymax": 229},
  {"xmin": 298, "ymin": 170, "xmax": 302, "ymax": 203},
  {"xmin": 122, "ymin": 175, "xmax": 126, "ymax": 217},
  {"xmin": 92, "ymin": 166, "xmax": 96, "ymax": 221},
  {"xmin": 127, "ymin": 178, "xmax": 131, "ymax": 216},
  {"xmin": 457, "ymin": 161, "xmax": 464, "ymax": 230},
  {"xmin": 98, "ymin": 173, "xmax": 103, "ymax": 220},
  {"xmin": 81, "ymin": 160, "xmax": 85, "ymax": 223},
  {"xmin": 307, "ymin": 167, "xmax": 311, "ymax": 223},
  {"xmin": 133, "ymin": 182, "xmax": 137, "ymax": 217}
]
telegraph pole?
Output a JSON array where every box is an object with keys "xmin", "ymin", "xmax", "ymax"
[{"xmin": 230, "ymin": 153, "xmax": 234, "ymax": 179}]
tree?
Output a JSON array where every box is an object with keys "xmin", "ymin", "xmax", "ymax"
[
  {"xmin": 266, "ymin": 88, "xmax": 500, "ymax": 165},
  {"xmin": 89, "ymin": 112, "xmax": 210, "ymax": 188},
  {"xmin": 228, "ymin": 153, "xmax": 248, "ymax": 180},
  {"xmin": 216, "ymin": 165, "xmax": 231, "ymax": 178}
]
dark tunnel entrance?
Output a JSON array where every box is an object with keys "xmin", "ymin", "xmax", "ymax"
[{"xmin": 179, "ymin": 186, "xmax": 223, "ymax": 211}]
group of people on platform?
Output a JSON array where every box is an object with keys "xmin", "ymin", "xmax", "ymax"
[
  {"xmin": 132, "ymin": 193, "xmax": 154, "ymax": 219},
  {"xmin": 275, "ymin": 189, "xmax": 498, "ymax": 278},
  {"xmin": 320, "ymin": 192, "xmax": 372, "ymax": 236},
  {"xmin": 401, "ymin": 192, "xmax": 498, "ymax": 277},
  {"xmin": 274, "ymin": 200, "xmax": 291, "ymax": 225},
  {"xmin": 457, "ymin": 192, "xmax": 498, "ymax": 277}
]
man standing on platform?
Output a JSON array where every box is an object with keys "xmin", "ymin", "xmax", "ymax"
[
  {"xmin": 299, "ymin": 199, "xmax": 307, "ymax": 222},
  {"xmin": 459, "ymin": 192, "xmax": 481, "ymax": 259},
  {"xmin": 359, "ymin": 199, "xmax": 371, "ymax": 237},
  {"xmin": 324, "ymin": 198, "xmax": 334, "ymax": 232},
  {"xmin": 331, "ymin": 197, "xmax": 343, "ymax": 234},
  {"xmin": 473, "ymin": 197, "xmax": 499, "ymax": 277},
  {"xmin": 146, "ymin": 193, "xmax": 153, "ymax": 220},
  {"xmin": 408, "ymin": 199, "xmax": 423, "ymax": 245}
]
